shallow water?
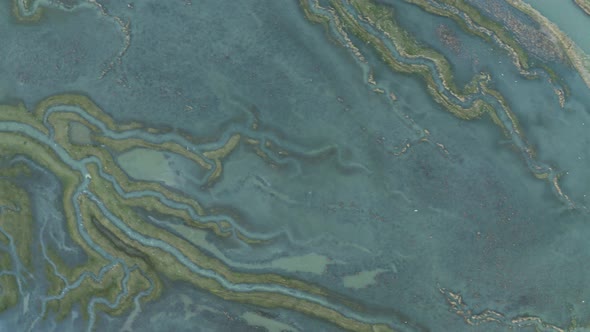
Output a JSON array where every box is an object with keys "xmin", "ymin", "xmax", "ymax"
[
  {"xmin": 521, "ymin": 0, "xmax": 590, "ymax": 54},
  {"xmin": 0, "ymin": 0, "xmax": 589, "ymax": 331}
]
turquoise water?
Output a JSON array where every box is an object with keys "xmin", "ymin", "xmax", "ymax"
[
  {"xmin": 521, "ymin": 0, "xmax": 590, "ymax": 54},
  {"xmin": 0, "ymin": 0, "xmax": 590, "ymax": 331}
]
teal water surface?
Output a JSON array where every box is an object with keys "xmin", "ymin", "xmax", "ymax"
[{"xmin": 1, "ymin": 0, "xmax": 590, "ymax": 331}]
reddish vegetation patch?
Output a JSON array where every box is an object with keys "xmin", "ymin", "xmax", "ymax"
[
  {"xmin": 476, "ymin": 1, "xmax": 565, "ymax": 62},
  {"xmin": 436, "ymin": 24, "xmax": 463, "ymax": 55}
]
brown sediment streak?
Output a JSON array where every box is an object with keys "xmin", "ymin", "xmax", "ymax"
[
  {"xmin": 0, "ymin": 180, "xmax": 33, "ymax": 270},
  {"xmin": 440, "ymin": 288, "xmax": 566, "ymax": 331},
  {"xmin": 11, "ymin": 0, "xmax": 131, "ymax": 79},
  {"xmin": 11, "ymin": 0, "xmax": 43, "ymax": 22},
  {"xmin": 317, "ymin": 0, "xmax": 488, "ymax": 119},
  {"xmin": 299, "ymin": 0, "xmax": 579, "ymax": 209},
  {"xmin": 202, "ymin": 134, "xmax": 241, "ymax": 185},
  {"xmin": 506, "ymin": 0, "xmax": 590, "ymax": 90},
  {"xmin": 88, "ymin": 0, "xmax": 132, "ymax": 80},
  {"xmin": 401, "ymin": 0, "xmax": 571, "ymax": 105},
  {"xmin": 0, "ymin": 94, "xmax": 398, "ymax": 331},
  {"xmin": 299, "ymin": 2, "xmax": 492, "ymax": 128},
  {"xmin": 574, "ymin": 0, "xmax": 590, "ymax": 16},
  {"xmin": 552, "ymin": 175, "xmax": 572, "ymax": 205},
  {"xmin": 401, "ymin": 0, "xmax": 531, "ymax": 73},
  {"xmin": 554, "ymin": 87, "xmax": 566, "ymax": 108},
  {"xmin": 313, "ymin": 0, "xmax": 368, "ymax": 63},
  {"xmin": 351, "ymin": 5, "xmax": 466, "ymax": 102}
]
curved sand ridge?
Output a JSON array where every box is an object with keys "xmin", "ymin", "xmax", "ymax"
[
  {"xmin": 574, "ymin": 0, "xmax": 590, "ymax": 16},
  {"xmin": 300, "ymin": 0, "xmax": 577, "ymax": 209},
  {"xmin": 0, "ymin": 94, "xmax": 396, "ymax": 332},
  {"xmin": 504, "ymin": 0, "xmax": 590, "ymax": 91}
]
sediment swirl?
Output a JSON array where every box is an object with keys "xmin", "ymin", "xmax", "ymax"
[
  {"xmin": 574, "ymin": 0, "xmax": 590, "ymax": 16},
  {"xmin": 299, "ymin": 0, "xmax": 576, "ymax": 208},
  {"xmin": 0, "ymin": 94, "xmax": 396, "ymax": 332},
  {"xmin": 440, "ymin": 288, "xmax": 570, "ymax": 331}
]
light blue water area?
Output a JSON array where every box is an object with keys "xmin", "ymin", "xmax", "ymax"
[
  {"xmin": 2, "ymin": 0, "xmax": 590, "ymax": 331},
  {"xmin": 116, "ymin": 148, "xmax": 207, "ymax": 190},
  {"xmin": 383, "ymin": 0, "xmax": 481, "ymax": 89},
  {"xmin": 18, "ymin": 159, "xmax": 88, "ymax": 269},
  {"xmin": 521, "ymin": 0, "xmax": 590, "ymax": 55},
  {"xmin": 94, "ymin": 280, "xmax": 345, "ymax": 332},
  {"xmin": 0, "ymin": 2, "xmax": 121, "ymax": 105}
]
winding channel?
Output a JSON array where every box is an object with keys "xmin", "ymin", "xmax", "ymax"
[{"xmin": 0, "ymin": 94, "xmax": 398, "ymax": 332}]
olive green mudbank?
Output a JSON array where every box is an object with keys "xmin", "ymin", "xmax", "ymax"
[
  {"xmin": 299, "ymin": 0, "xmax": 575, "ymax": 207},
  {"xmin": 0, "ymin": 94, "xmax": 396, "ymax": 332},
  {"xmin": 0, "ymin": 170, "xmax": 34, "ymax": 313},
  {"xmin": 300, "ymin": 0, "xmax": 515, "ymax": 124},
  {"xmin": 439, "ymin": 288, "xmax": 585, "ymax": 331},
  {"xmin": 505, "ymin": 0, "xmax": 590, "ymax": 90},
  {"xmin": 11, "ymin": 0, "xmax": 43, "ymax": 22},
  {"xmin": 574, "ymin": 0, "xmax": 590, "ymax": 16},
  {"xmin": 401, "ymin": 0, "xmax": 535, "ymax": 71}
]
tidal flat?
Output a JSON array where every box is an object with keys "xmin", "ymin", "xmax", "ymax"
[{"xmin": 1, "ymin": 0, "xmax": 590, "ymax": 331}]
